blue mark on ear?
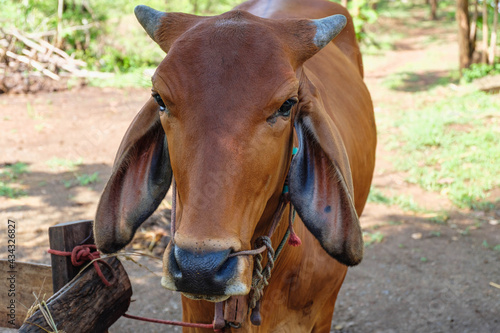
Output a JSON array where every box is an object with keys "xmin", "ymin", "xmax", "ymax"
[{"xmin": 324, "ymin": 205, "xmax": 332, "ymax": 213}]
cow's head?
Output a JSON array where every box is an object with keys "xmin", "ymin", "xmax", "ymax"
[{"xmin": 94, "ymin": 5, "xmax": 362, "ymax": 302}]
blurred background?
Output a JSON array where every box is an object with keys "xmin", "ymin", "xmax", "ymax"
[{"xmin": 0, "ymin": 0, "xmax": 499, "ymax": 332}]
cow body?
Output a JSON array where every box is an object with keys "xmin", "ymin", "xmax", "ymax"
[{"xmin": 94, "ymin": 0, "xmax": 376, "ymax": 332}]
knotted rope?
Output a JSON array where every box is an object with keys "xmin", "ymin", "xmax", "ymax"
[
  {"xmin": 249, "ymin": 236, "xmax": 275, "ymax": 309},
  {"xmin": 47, "ymin": 244, "xmax": 116, "ymax": 287}
]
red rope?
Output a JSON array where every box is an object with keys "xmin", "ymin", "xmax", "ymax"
[
  {"xmin": 123, "ymin": 313, "xmax": 223, "ymax": 332},
  {"xmin": 48, "ymin": 244, "xmax": 115, "ymax": 287}
]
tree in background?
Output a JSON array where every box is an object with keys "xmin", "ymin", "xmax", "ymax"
[
  {"xmin": 457, "ymin": 0, "xmax": 473, "ymax": 71},
  {"xmin": 457, "ymin": 0, "xmax": 500, "ymax": 76},
  {"xmin": 489, "ymin": 0, "xmax": 499, "ymax": 64}
]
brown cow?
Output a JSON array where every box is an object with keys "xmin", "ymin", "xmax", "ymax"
[{"xmin": 94, "ymin": 0, "xmax": 376, "ymax": 331}]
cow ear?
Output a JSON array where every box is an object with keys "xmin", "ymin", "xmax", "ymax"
[
  {"xmin": 94, "ymin": 98, "xmax": 172, "ymax": 253},
  {"xmin": 289, "ymin": 81, "xmax": 363, "ymax": 266}
]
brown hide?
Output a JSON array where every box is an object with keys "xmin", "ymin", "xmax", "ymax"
[{"xmin": 94, "ymin": 0, "xmax": 376, "ymax": 331}]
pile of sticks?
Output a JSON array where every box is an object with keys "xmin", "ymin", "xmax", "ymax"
[{"xmin": 0, "ymin": 28, "xmax": 112, "ymax": 93}]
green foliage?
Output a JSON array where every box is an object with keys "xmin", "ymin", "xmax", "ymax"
[
  {"xmin": 461, "ymin": 62, "xmax": 500, "ymax": 83},
  {"xmin": 0, "ymin": 163, "xmax": 29, "ymax": 198},
  {"xmin": 386, "ymin": 90, "xmax": 500, "ymax": 209},
  {"xmin": 368, "ymin": 186, "xmax": 426, "ymax": 212},
  {"xmin": 64, "ymin": 172, "xmax": 99, "ymax": 188},
  {"xmin": 46, "ymin": 157, "xmax": 83, "ymax": 171},
  {"xmin": 347, "ymin": 0, "xmax": 378, "ymax": 42},
  {"xmin": 367, "ymin": 186, "xmax": 391, "ymax": 204},
  {"xmin": 330, "ymin": 0, "xmax": 378, "ymax": 42},
  {"xmin": 0, "ymin": 0, "xmax": 242, "ymax": 84},
  {"xmin": 363, "ymin": 231, "xmax": 384, "ymax": 246},
  {"xmin": 88, "ymin": 68, "xmax": 154, "ymax": 88}
]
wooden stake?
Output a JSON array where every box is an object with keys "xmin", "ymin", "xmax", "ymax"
[{"xmin": 48, "ymin": 220, "xmax": 93, "ymax": 293}]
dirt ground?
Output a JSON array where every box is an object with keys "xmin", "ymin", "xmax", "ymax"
[{"xmin": 1, "ymin": 8, "xmax": 499, "ymax": 333}]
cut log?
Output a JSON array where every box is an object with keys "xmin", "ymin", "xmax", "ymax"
[{"xmin": 18, "ymin": 256, "xmax": 132, "ymax": 333}]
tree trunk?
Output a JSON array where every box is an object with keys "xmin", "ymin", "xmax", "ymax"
[
  {"xmin": 470, "ymin": 0, "xmax": 479, "ymax": 56},
  {"xmin": 457, "ymin": 0, "xmax": 472, "ymax": 71},
  {"xmin": 430, "ymin": 0, "xmax": 438, "ymax": 20},
  {"xmin": 489, "ymin": 0, "xmax": 499, "ymax": 64},
  {"xmin": 342, "ymin": 0, "xmax": 348, "ymax": 8},
  {"xmin": 482, "ymin": 0, "xmax": 489, "ymax": 63}
]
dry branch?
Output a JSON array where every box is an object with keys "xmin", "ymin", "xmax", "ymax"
[
  {"xmin": 0, "ymin": 27, "xmax": 113, "ymax": 92},
  {"xmin": 5, "ymin": 51, "xmax": 60, "ymax": 80}
]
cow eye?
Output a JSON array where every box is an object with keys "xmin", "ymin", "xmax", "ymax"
[
  {"xmin": 277, "ymin": 98, "xmax": 297, "ymax": 117},
  {"xmin": 152, "ymin": 92, "xmax": 166, "ymax": 111}
]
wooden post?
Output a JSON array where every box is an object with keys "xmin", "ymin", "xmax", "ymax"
[
  {"xmin": 20, "ymin": 220, "xmax": 133, "ymax": 332},
  {"xmin": 48, "ymin": 219, "xmax": 93, "ymax": 292},
  {"xmin": 19, "ymin": 256, "xmax": 132, "ymax": 333}
]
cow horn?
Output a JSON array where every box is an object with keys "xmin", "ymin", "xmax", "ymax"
[
  {"xmin": 134, "ymin": 5, "xmax": 165, "ymax": 41},
  {"xmin": 311, "ymin": 14, "xmax": 347, "ymax": 49}
]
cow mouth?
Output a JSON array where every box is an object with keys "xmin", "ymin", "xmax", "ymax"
[{"xmin": 181, "ymin": 292, "xmax": 231, "ymax": 303}]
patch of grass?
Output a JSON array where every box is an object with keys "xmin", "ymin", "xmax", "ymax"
[
  {"xmin": 460, "ymin": 226, "xmax": 471, "ymax": 236},
  {"xmin": 493, "ymin": 245, "xmax": 500, "ymax": 251},
  {"xmin": 391, "ymin": 194, "xmax": 426, "ymax": 212},
  {"xmin": 383, "ymin": 70, "xmax": 457, "ymax": 92},
  {"xmin": 26, "ymin": 101, "xmax": 43, "ymax": 120},
  {"xmin": 363, "ymin": 231, "xmax": 384, "ymax": 246},
  {"xmin": 368, "ymin": 186, "xmax": 427, "ymax": 212},
  {"xmin": 386, "ymin": 90, "xmax": 500, "ymax": 209},
  {"xmin": 471, "ymin": 200, "xmax": 498, "ymax": 211},
  {"xmin": 64, "ymin": 172, "xmax": 99, "ymax": 188},
  {"xmin": 46, "ymin": 157, "xmax": 83, "ymax": 171},
  {"xmin": 461, "ymin": 62, "xmax": 500, "ymax": 83},
  {"xmin": 0, "ymin": 162, "xmax": 29, "ymax": 198},
  {"xmin": 87, "ymin": 67, "xmax": 154, "ymax": 88},
  {"xmin": 426, "ymin": 211, "xmax": 450, "ymax": 224},
  {"xmin": 367, "ymin": 186, "xmax": 391, "ymax": 204}
]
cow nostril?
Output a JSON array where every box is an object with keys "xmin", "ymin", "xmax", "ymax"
[
  {"xmin": 167, "ymin": 247, "xmax": 182, "ymax": 280},
  {"xmin": 213, "ymin": 255, "xmax": 238, "ymax": 284},
  {"xmin": 168, "ymin": 245, "xmax": 237, "ymax": 295}
]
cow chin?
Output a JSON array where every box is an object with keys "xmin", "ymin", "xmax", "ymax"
[
  {"xmin": 180, "ymin": 293, "xmax": 231, "ymax": 303},
  {"xmin": 161, "ymin": 247, "xmax": 253, "ymax": 300}
]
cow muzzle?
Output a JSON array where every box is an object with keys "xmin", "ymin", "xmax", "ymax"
[{"xmin": 161, "ymin": 243, "xmax": 252, "ymax": 302}]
